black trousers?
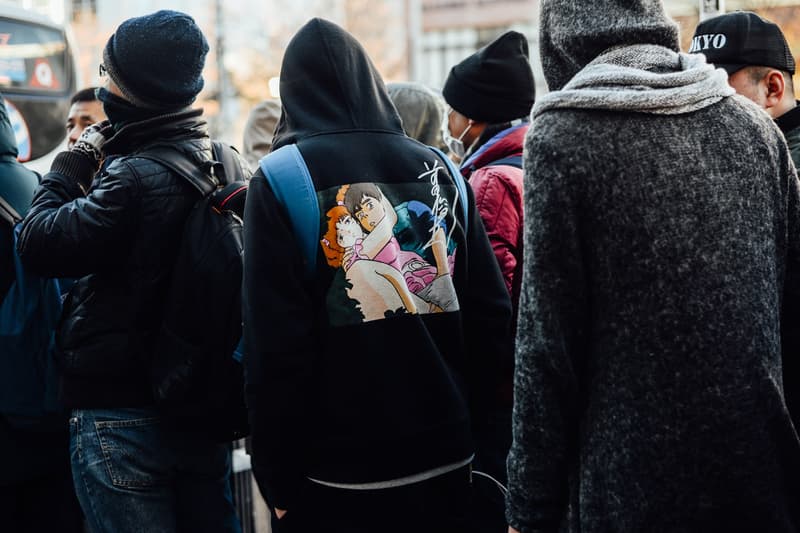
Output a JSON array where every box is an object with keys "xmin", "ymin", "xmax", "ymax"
[{"xmin": 271, "ymin": 465, "xmax": 473, "ymax": 533}]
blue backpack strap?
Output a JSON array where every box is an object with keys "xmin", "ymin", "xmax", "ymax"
[
  {"xmin": 259, "ymin": 145, "xmax": 320, "ymax": 278},
  {"xmin": 428, "ymin": 146, "xmax": 469, "ymax": 235}
]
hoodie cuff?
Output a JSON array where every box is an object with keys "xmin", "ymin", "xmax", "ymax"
[
  {"xmin": 247, "ymin": 391, "xmax": 305, "ymax": 511},
  {"xmin": 50, "ymin": 151, "xmax": 99, "ymax": 193}
]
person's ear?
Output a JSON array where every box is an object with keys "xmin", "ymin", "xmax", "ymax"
[{"xmin": 764, "ymin": 70, "xmax": 786, "ymax": 110}]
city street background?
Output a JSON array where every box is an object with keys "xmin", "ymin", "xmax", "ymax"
[{"xmin": 5, "ymin": 0, "xmax": 799, "ymax": 150}]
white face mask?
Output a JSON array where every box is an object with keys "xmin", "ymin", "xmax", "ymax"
[{"xmin": 441, "ymin": 109, "xmax": 472, "ymax": 161}]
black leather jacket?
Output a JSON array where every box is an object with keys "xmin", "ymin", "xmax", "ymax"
[{"xmin": 18, "ymin": 109, "xmax": 213, "ymax": 408}]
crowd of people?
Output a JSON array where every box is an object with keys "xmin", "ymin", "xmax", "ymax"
[{"xmin": 3, "ymin": 1, "xmax": 800, "ymax": 532}]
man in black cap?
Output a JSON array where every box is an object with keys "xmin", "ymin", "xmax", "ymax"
[
  {"xmin": 441, "ymin": 30, "xmax": 534, "ymax": 533},
  {"xmin": 690, "ymin": 11, "xmax": 800, "ymax": 165},
  {"xmin": 17, "ymin": 10, "xmax": 240, "ymax": 533}
]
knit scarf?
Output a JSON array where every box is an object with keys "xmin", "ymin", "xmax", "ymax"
[{"xmin": 533, "ymin": 44, "xmax": 734, "ymax": 118}]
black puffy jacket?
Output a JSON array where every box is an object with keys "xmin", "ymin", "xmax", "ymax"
[{"xmin": 18, "ymin": 109, "xmax": 211, "ymax": 408}]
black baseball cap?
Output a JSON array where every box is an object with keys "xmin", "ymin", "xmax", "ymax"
[{"xmin": 690, "ymin": 11, "xmax": 795, "ymax": 75}]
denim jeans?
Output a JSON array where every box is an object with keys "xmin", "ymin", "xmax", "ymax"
[{"xmin": 70, "ymin": 407, "xmax": 240, "ymax": 533}]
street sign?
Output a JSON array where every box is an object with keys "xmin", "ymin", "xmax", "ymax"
[{"xmin": 700, "ymin": 0, "xmax": 725, "ymax": 20}]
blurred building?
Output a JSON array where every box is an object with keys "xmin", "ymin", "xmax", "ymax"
[
  {"xmin": 416, "ymin": 0, "xmax": 542, "ymax": 93},
  {"xmin": 1, "ymin": 0, "xmax": 65, "ymax": 22},
  {"xmin": 10, "ymin": 0, "xmax": 800, "ymax": 145},
  {"xmin": 4, "ymin": 0, "xmax": 413, "ymax": 146}
]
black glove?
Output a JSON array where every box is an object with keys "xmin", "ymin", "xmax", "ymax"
[{"xmin": 71, "ymin": 120, "xmax": 114, "ymax": 168}]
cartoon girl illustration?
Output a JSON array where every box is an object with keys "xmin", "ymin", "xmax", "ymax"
[
  {"xmin": 342, "ymin": 183, "xmax": 458, "ymax": 313},
  {"xmin": 321, "ymin": 204, "xmax": 428, "ymax": 321}
]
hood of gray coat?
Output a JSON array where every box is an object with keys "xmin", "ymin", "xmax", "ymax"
[
  {"xmin": 539, "ymin": 0, "xmax": 680, "ymax": 91},
  {"xmin": 387, "ymin": 82, "xmax": 446, "ymax": 149}
]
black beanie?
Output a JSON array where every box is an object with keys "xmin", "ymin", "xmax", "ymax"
[
  {"xmin": 443, "ymin": 31, "xmax": 535, "ymax": 123},
  {"xmin": 103, "ymin": 10, "xmax": 209, "ymax": 110}
]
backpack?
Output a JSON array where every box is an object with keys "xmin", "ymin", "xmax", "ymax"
[
  {"xmin": 138, "ymin": 141, "xmax": 249, "ymax": 442},
  {"xmin": 258, "ymin": 144, "xmax": 469, "ymax": 277},
  {"xmin": 0, "ymin": 196, "xmax": 63, "ymax": 432}
]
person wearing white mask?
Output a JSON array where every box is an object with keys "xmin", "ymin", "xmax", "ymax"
[
  {"xmin": 440, "ymin": 30, "xmax": 535, "ymax": 533},
  {"xmin": 441, "ymin": 30, "xmax": 534, "ymax": 318}
]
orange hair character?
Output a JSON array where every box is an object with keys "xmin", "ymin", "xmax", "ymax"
[{"xmin": 320, "ymin": 205, "xmax": 350, "ymax": 268}]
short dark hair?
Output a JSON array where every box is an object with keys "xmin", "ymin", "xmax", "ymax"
[
  {"xmin": 746, "ymin": 66, "xmax": 795, "ymax": 94},
  {"xmin": 344, "ymin": 182, "xmax": 383, "ymax": 218},
  {"xmin": 70, "ymin": 87, "xmax": 100, "ymax": 105}
]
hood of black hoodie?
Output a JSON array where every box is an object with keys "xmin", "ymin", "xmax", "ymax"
[
  {"xmin": 272, "ymin": 18, "xmax": 404, "ymax": 150},
  {"xmin": 539, "ymin": 0, "xmax": 680, "ymax": 91}
]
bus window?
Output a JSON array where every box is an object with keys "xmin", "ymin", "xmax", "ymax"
[{"xmin": 0, "ymin": 9, "xmax": 75, "ymax": 168}]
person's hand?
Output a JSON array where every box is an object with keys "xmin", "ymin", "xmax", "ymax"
[
  {"xmin": 71, "ymin": 120, "xmax": 114, "ymax": 167},
  {"xmin": 342, "ymin": 249, "xmax": 354, "ymax": 271},
  {"xmin": 275, "ymin": 508, "xmax": 288, "ymax": 519}
]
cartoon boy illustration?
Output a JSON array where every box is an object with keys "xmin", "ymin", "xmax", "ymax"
[{"xmin": 343, "ymin": 183, "xmax": 458, "ymax": 313}]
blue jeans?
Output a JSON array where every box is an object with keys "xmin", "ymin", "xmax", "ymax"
[{"xmin": 70, "ymin": 407, "xmax": 240, "ymax": 533}]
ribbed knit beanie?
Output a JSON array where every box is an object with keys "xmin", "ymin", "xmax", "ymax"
[
  {"xmin": 442, "ymin": 31, "xmax": 535, "ymax": 123},
  {"xmin": 103, "ymin": 10, "xmax": 209, "ymax": 110}
]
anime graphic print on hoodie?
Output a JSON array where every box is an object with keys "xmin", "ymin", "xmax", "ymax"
[{"xmin": 319, "ymin": 172, "xmax": 460, "ymax": 326}]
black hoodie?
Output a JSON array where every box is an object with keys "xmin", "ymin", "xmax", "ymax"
[{"xmin": 242, "ymin": 18, "xmax": 512, "ymax": 510}]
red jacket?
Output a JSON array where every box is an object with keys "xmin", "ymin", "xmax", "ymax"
[{"xmin": 462, "ymin": 124, "xmax": 527, "ymax": 318}]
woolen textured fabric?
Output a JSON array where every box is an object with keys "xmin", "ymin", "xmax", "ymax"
[
  {"xmin": 539, "ymin": 0, "xmax": 679, "ymax": 91},
  {"xmin": 506, "ymin": 1, "xmax": 800, "ymax": 532},
  {"xmin": 102, "ymin": 10, "xmax": 208, "ymax": 110},
  {"xmin": 442, "ymin": 31, "xmax": 535, "ymax": 123},
  {"xmin": 533, "ymin": 44, "xmax": 733, "ymax": 117}
]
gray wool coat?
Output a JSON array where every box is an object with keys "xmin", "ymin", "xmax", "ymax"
[{"xmin": 506, "ymin": 2, "xmax": 800, "ymax": 532}]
